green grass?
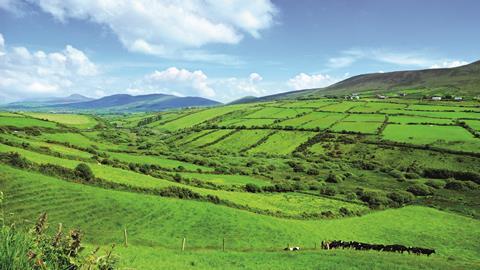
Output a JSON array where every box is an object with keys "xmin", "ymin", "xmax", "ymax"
[
  {"xmin": 349, "ymin": 102, "xmax": 407, "ymax": 113},
  {"xmin": 0, "ymin": 144, "xmax": 362, "ymax": 216},
  {"xmin": 343, "ymin": 114, "xmax": 386, "ymax": 122},
  {"xmin": 382, "ymin": 109, "xmax": 480, "ymax": 119},
  {"xmin": 331, "ymin": 121, "xmax": 382, "ymax": 134},
  {"xmin": 22, "ymin": 112, "xmax": 98, "ymax": 129},
  {"xmin": 320, "ymin": 102, "xmax": 364, "ymax": 112},
  {"xmin": 107, "ymin": 151, "xmax": 213, "ymax": 172},
  {"xmin": 407, "ymin": 104, "xmax": 480, "ymax": 112},
  {"xmin": 245, "ymin": 107, "xmax": 312, "ymax": 119},
  {"xmin": 382, "ymin": 124, "xmax": 480, "ymax": 152},
  {"xmin": 114, "ymin": 246, "xmax": 478, "ymax": 270},
  {"xmin": 217, "ymin": 117, "xmax": 277, "ymax": 128},
  {"xmin": 185, "ymin": 130, "xmax": 234, "ymax": 148},
  {"xmin": 388, "ymin": 116, "xmax": 454, "ymax": 124},
  {"xmin": 179, "ymin": 172, "xmax": 271, "ymax": 186},
  {"xmin": 158, "ymin": 106, "xmax": 247, "ymax": 131},
  {"xmin": 38, "ymin": 132, "xmax": 121, "ymax": 150},
  {"xmin": 207, "ymin": 130, "xmax": 272, "ymax": 152},
  {"xmin": 0, "ymin": 116, "xmax": 57, "ymax": 128},
  {"xmin": 248, "ymin": 131, "xmax": 316, "ymax": 155},
  {"xmin": 1, "ymin": 165, "xmax": 479, "ymax": 264},
  {"xmin": 464, "ymin": 120, "xmax": 480, "ymax": 132}
]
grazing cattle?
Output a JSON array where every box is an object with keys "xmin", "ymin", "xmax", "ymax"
[
  {"xmin": 284, "ymin": 246, "xmax": 300, "ymax": 251},
  {"xmin": 386, "ymin": 244, "xmax": 408, "ymax": 253},
  {"xmin": 321, "ymin": 240, "xmax": 433, "ymax": 256}
]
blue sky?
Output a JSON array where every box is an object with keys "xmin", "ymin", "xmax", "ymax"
[{"xmin": 0, "ymin": 0, "xmax": 479, "ymax": 103}]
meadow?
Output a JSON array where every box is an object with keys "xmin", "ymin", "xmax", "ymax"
[{"xmin": 1, "ymin": 97, "xmax": 479, "ymax": 269}]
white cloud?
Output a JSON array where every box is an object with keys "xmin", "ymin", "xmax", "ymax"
[
  {"xmin": 328, "ymin": 56, "xmax": 357, "ymax": 68},
  {"xmin": 0, "ymin": 0, "xmax": 25, "ymax": 15},
  {"xmin": 430, "ymin": 60, "xmax": 469, "ymax": 69},
  {"xmin": 327, "ymin": 48, "xmax": 469, "ymax": 70},
  {"xmin": 20, "ymin": 0, "xmax": 276, "ymax": 60},
  {"xmin": 249, "ymin": 73, "xmax": 263, "ymax": 83},
  {"xmin": 0, "ymin": 33, "xmax": 5, "ymax": 56},
  {"xmin": 287, "ymin": 73, "xmax": 339, "ymax": 90},
  {"xmin": 137, "ymin": 67, "xmax": 216, "ymax": 98},
  {"xmin": 0, "ymin": 33, "xmax": 99, "ymax": 101}
]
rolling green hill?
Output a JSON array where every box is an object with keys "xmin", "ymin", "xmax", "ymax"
[
  {"xmin": 248, "ymin": 60, "xmax": 480, "ymax": 102},
  {"xmin": 1, "ymin": 96, "xmax": 479, "ymax": 269}
]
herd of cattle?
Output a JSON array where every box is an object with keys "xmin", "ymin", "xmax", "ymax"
[{"xmin": 284, "ymin": 240, "xmax": 435, "ymax": 256}]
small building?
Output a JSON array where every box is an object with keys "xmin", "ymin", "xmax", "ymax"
[
  {"xmin": 431, "ymin": 96, "xmax": 442, "ymax": 101},
  {"xmin": 399, "ymin": 93, "xmax": 407, "ymax": 97},
  {"xmin": 376, "ymin": 94, "xmax": 387, "ymax": 99},
  {"xmin": 454, "ymin": 96, "xmax": 463, "ymax": 101}
]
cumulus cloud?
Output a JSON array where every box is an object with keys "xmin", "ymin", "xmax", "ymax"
[
  {"xmin": 0, "ymin": 33, "xmax": 98, "ymax": 102},
  {"xmin": 13, "ymin": 0, "xmax": 276, "ymax": 60},
  {"xmin": 129, "ymin": 70, "xmax": 268, "ymax": 101},
  {"xmin": 133, "ymin": 67, "xmax": 215, "ymax": 98},
  {"xmin": 287, "ymin": 73, "xmax": 339, "ymax": 90},
  {"xmin": 430, "ymin": 60, "xmax": 469, "ymax": 69}
]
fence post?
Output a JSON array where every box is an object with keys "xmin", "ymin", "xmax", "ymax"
[
  {"xmin": 124, "ymin": 227, "xmax": 128, "ymax": 247},
  {"xmin": 182, "ymin": 237, "xmax": 186, "ymax": 251}
]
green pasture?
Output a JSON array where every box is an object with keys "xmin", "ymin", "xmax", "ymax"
[
  {"xmin": 1, "ymin": 166, "xmax": 479, "ymax": 263},
  {"xmin": 331, "ymin": 121, "xmax": 382, "ymax": 134},
  {"xmin": 248, "ymin": 131, "xmax": 316, "ymax": 155},
  {"xmin": 22, "ymin": 112, "xmax": 98, "ymax": 129},
  {"xmin": 388, "ymin": 115, "xmax": 454, "ymax": 124},
  {"xmin": 0, "ymin": 115, "xmax": 57, "ymax": 128},
  {"xmin": 185, "ymin": 129, "xmax": 234, "ymax": 148},
  {"xmin": 179, "ymin": 172, "xmax": 270, "ymax": 186},
  {"xmin": 382, "ymin": 124, "xmax": 480, "ymax": 152},
  {"xmin": 107, "ymin": 151, "xmax": 214, "ymax": 172},
  {"xmin": 206, "ymin": 129, "xmax": 271, "ymax": 152},
  {"xmin": 245, "ymin": 107, "xmax": 312, "ymax": 119}
]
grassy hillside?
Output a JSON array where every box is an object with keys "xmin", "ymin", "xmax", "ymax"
[
  {"xmin": 248, "ymin": 60, "xmax": 480, "ymax": 102},
  {"xmin": 1, "ymin": 96, "xmax": 479, "ymax": 269}
]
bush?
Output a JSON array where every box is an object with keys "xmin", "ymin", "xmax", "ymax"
[
  {"xmin": 159, "ymin": 186, "xmax": 201, "ymax": 199},
  {"xmin": 406, "ymin": 184, "xmax": 434, "ymax": 196},
  {"xmin": 74, "ymin": 163, "xmax": 94, "ymax": 181},
  {"xmin": 320, "ymin": 186, "xmax": 336, "ymax": 196},
  {"xmin": 425, "ymin": 180, "xmax": 444, "ymax": 189},
  {"xmin": 445, "ymin": 180, "xmax": 478, "ymax": 191},
  {"xmin": 387, "ymin": 191, "xmax": 414, "ymax": 205},
  {"xmin": 325, "ymin": 173, "xmax": 342, "ymax": 183},
  {"xmin": 245, "ymin": 183, "xmax": 262, "ymax": 193},
  {"xmin": 0, "ymin": 213, "xmax": 119, "ymax": 270},
  {"xmin": 359, "ymin": 191, "xmax": 388, "ymax": 208}
]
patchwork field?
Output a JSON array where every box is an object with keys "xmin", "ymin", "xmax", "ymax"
[{"xmin": 1, "ymin": 97, "xmax": 479, "ymax": 269}]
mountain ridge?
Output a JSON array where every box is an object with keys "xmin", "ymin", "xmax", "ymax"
[
  {"xmin": 3, "ymin": 93, "xmax": 221, "ymax": 112},
  {"xmin": 246, "ymin": 60, "xmax": 480, "ymax": 103}
]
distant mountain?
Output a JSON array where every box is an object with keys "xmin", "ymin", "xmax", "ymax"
[
  {"xmin": 4, "ymin": 93, "xmax": 221, "ymax": 112},
  {"xmin": 228, "ymin": 96, "xmax": 259, "ymax": 105},
  {"xmin": 243, "ymin": 60, "xmax": 480, "ymax": 103},
  {"xmin": 6, "ymin": 94, "xmax": 93, "ymax": 108}
]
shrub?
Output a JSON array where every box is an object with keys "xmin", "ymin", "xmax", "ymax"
[
  {"xmin": 339, "ymin": 207, "xmax": 352, "ymax": 217},
  {"xmin": 320, "ymin": 186, "xmax": 336, "ymax": 196},
  {"xmin": 159, "ymin": 186, "xmax": 201, "ymax": 199},
  {"xmin": 387, "ymin": 191, "xmax": 414, "ymax": 205},
  {"xmin": 245, "ymin": 183, "xmax": 262, "ymax": 193},
  {"xmin": 0, "ymin": 213, "xmax": 119, "ymax": 270},
  {"xmin": 359, "ymin": 191, "xmax": 388, "ymax": 208},
  {"xmin": 406, "ymin": 184, "xmax": 434, "ymax": 196},
  {"xmin": 74, "ymin": 163, "xmax": 94, "ymax": 181},
  {"xmin": 325, "ymin": 173, "xmax": 342, "ymax": 183},
  {"xmin": 425, "ymin": 180, "xmax": 444, "ymax": 189},
  {"xmin": 445, "ymin": 180, "xmax": 478, "ymax": 191}
]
